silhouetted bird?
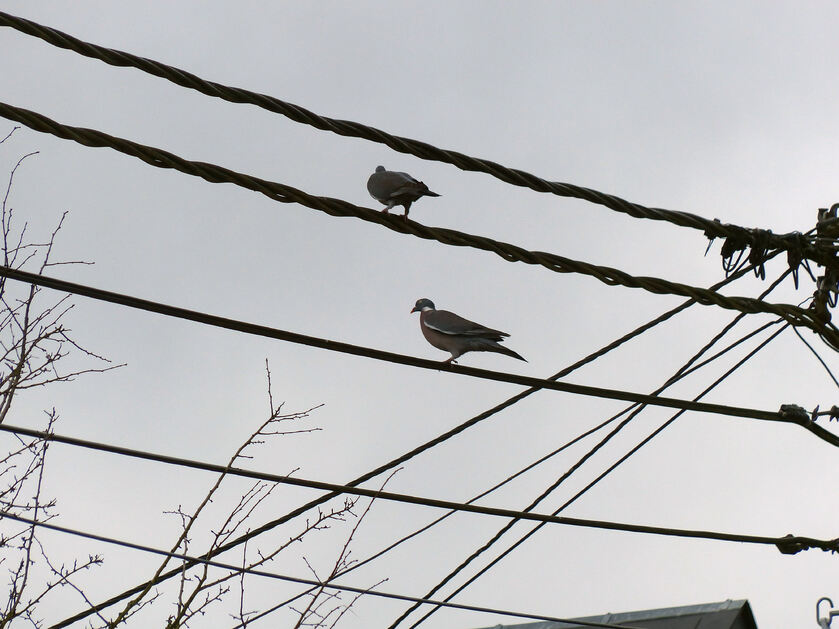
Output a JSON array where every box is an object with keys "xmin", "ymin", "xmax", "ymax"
[{"xmin": 367, "ymin": 166, "xmax": 439, "ymax": 220}]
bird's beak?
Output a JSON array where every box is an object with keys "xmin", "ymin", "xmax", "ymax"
[{"xmin": 410, "ymin": 307, "xmax": 419, "ymax": 313}]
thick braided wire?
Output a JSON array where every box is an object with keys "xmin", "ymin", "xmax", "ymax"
[
  {"xmin": 0, "ymin": 10, "xmax": 830, "ymax": 264},
  {"xmin": 2, "ymin": 101, "xmax": 837, "ymax": 348}
]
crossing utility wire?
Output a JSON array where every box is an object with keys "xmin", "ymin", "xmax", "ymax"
[
  {"xmin": 399, "ymin": 273, "xmax": 793, "ymax": 627},
  {"xmin": 0, "ymin": 10, "xmax": 831, "ymax": 269},
  {"xmin": 432, "ymin": 326, "xmax": 796, "ymax": 623},
  {"xmin": 387, "ymin": 325, "xmax": 790, "ymax": 627},
  {"xmin": 1, "ymin": 102, "xmax": 836, "ymax": 350},
  {"xmin": 10, "ymin": 323, "xmax": 824, "ymax": 628},
  {"xmin": 0, "ymin": 512, "xmax": 641, "ymax": 629},
  {"xmin": 791, "ymin": 325, "xmax": 839, "ymax": 390},
  {"xmin": 248, "ymin": 415, "xmax": 626, "ymax": 629},
  {"xmin": 220, "ymin": 264, "xmax": 798, "ymax": 627},
  {"xmin": 400, "ymin": 312, "xmax": 792, "ymax": 628},
  {"xmin": 1, "ymin": 265, "xmax": 826, "ymax": 436},
  {"xmin": 288, "ymin": 277, "xmax": 793, "ymax": 618},
  {"xmin": 46, "ymin": 259, "xmax": 810, "ymax": 628},
  {"xmin": 392, "ymin": 304, "xmax": 788, "ymax": 626}
]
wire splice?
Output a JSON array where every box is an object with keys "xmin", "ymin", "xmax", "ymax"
[{"xmin": 779, "ymin": 404, "xmax": 811, "ymax": 425}]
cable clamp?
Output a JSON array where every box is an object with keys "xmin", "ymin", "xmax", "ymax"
[
  {"xmin": 779, "ymin": 404, "xmax": 810, "ymax": 425},
  {"xmin": 748, "ymin": 229, "xmax": 770, "ymax": 279},
  {"xmin": 817, "ymin": 205, "xmax": 839, "ymax": 240},
  {"xmin": 720, "ymin": 232, "xmax": 750, "ymax": 276},
  {"xmin": 703, "ymin": 218, "xmax": 724, "ymax": 257},
  {"xmin": 775, "ymin": 533, "xmax": 806, "ymax": 554},
  {"xmin": 812, "ymin": 269, "xmax": 839, "ymax": 324}
]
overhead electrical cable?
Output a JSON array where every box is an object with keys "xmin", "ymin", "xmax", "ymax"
[
  {"xmin": 341, "ymin": 313, "xmax": 788, "ymax": 622},
  {"xmin": 399, "ymin": 277, "xmax": 792, "ymax": 626},
  {"xmin": 2, "ymin": 421, "xmax": 826, "ymax": 549},
  {"xmin": 790, "ymin": 325, "xmax": 839, "ymax": 390},
  {"xmin": 0, "ymin": 512, "xmax": 643, "ymax": 629},
  {"xmin": 34, "ymin": 262, "xmax": 787, "ymax": 628},
  {"xmin": 0, "ymin": 265, "xmax": 820, "ymax": 433},
  {"xmin": 411, "ymin": 318, "xmax": 798, "ymax": 628},
  {"xmin": 0, "ymin": 103, "xmax": 836, "ymax": 348},
  {"xmin": 56, "ymin": 262, "xmax": 760, "ymax": 629},
  {"xmin": 400, "ymin": 298, "xmax": 792, "ymax": 628},
  {"xmin": 1, "ymin": 9, "xmax": 834, "ymax": 626},
  {"xmin": 0, "ymin": 10, "xmax": 828, "ymax": 267},
  {"xmin": 50, "ymin": 261, "xmax": 829, "ymax": 629}
]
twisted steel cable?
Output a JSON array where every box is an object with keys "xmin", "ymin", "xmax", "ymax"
[
  {"xmin": 1, "ymin": 101, "xmax": 837, "ymax": 348},
  {"xmin": 0, "ymin": 9, "xmax": 830, "ymax": 265}
]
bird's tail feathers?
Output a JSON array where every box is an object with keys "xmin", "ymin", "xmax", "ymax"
[{"xmin": 478, "ymin": 340, "xmax": 526, "ymax": 362}]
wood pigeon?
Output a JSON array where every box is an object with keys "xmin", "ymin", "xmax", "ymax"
[
  {"xmin": 367, "ymin": 166, "xmax": 440, "ymax": 219},
  {"xmin": 410, "ymin": 298, "xmax": 526, "ymax": 364}
]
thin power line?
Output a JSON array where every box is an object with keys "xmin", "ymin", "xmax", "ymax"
[
  {"xmin": 0, "ymin": 265, "xmax": 823, "ymax": 435},
  {"xmin": 398, "ymin": 274, "xmax": 791, "ymax": 626},
  {"xmin": 402, "ymin": 270, "xmax": 796, "ymax": 627},
  {"xmin": 1, "ymin": 422, "xmax": 826, "ymax": 552},
  {"xmin": 320, "ymin": 284, "xmax": 791, "ymax": 616},
  {"xmin": 0, "ymin": 9, "xmax": 832, "ymax": 624},
  {"xmin": 0, "ymin": 10, "xmax": 830, "ymax": 268},
  {"xmin": 403, "ymin": 317, "xmax": 792, "ymax": 628},
  {"xmin": 0, "ymin": 102, "xmax": 835, "ymax": 347},
  {"xmin": 47, "ymin": 264, "xmax": 813, "ymax": 629},
  {"xmin": 231, "ymin": 413, "xmax": 625, "ymax": 629},
  {"xmin": 790, "ymin": 325, "xmax": 839, "ymax": 390},
  {"xmin": 445, "ymin": 323, "xmax": 795, "ymax": 621},
  {"xmin": 219, "ymin": 263, "xmax": 793, "ymax": 629},
  {"xmin": 0, "ymin": 512, "xmax": 642, "ymax": 629},
  {"xmin": 44, "ymin": 260, "xmax": 790, "ymax": 628},
  {"xmin": 399, "ymin": 332, "xmax": 781, "ymax": 626}
]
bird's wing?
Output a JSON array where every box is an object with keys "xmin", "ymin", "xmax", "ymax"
[
  {"xmin": 392, "ymin": 171, "xmax": 419, "ymax": 182},
  {"xmin": 424, "ymin": 310, "xmax": 509, "ymax": 338},
  {"xmin": 367, "ymin": 171, "xmax": 420, "ymax": 201}
]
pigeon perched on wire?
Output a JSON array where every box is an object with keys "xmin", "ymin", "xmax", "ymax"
[
  {"xmin": 367, "ymin": 166, "xmax": 440, "ymax": 220},
  {"xmin": 410, "ymin": 298, "xmax": 526, "ymax": 364}
]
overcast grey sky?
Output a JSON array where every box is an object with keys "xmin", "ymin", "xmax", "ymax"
[{"xmin": 2, "ymin": 2, "xmax": 839, "ymax": 628}]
